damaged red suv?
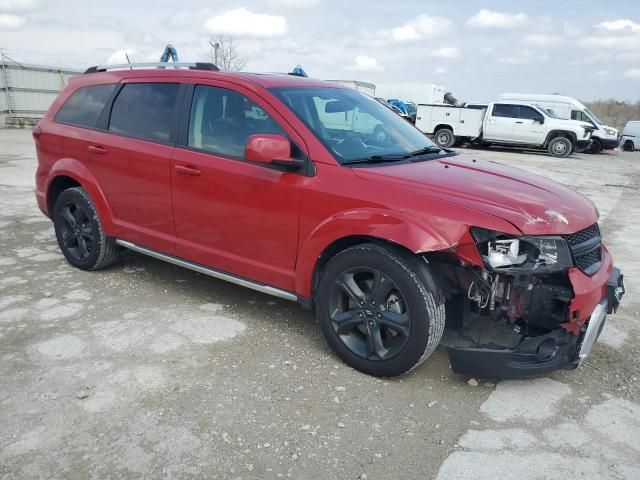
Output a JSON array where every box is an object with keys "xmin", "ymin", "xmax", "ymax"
[{"xmin": 33, "ymin": 63, "xmax": 625, "ymax": 377}]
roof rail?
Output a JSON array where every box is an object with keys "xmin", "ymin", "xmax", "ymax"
[{"xmin": 84, "ymin": 62, "xmax": 219, "ymax": 74}]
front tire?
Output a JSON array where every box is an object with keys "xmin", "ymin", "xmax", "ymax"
[
  {"xmin": 53, "ymin": 187, "xmax": 120, "ymax": 270},
  {"xmin": 587, "ymin": 138, "xmax": 602, "ymax": 154},
  {"xmin": 623, "ymin": 140, "xmax": 634, "ymax": 152},
  {"xmin": 315, "ymin": 243, "xmax": 445, "ymax": 377},
  {"xmin": 548, "ymin": 137, "xmax": 572, "ymax": 158},
  {"xmin": 434, "ymin": 128, "xmax": 455, "ymax": 148}
]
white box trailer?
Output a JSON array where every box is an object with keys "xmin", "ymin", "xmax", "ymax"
[
  {"xmin": 325, "ymin": 79, "xmax": 376, "ymax": 97},
  {"xmin": 374, "ymin": 82, "xmax": 445, "ymax": 104}
]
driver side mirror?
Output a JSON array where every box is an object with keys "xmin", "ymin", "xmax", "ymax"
[
  {"xmin": 535, "ymin": 117, "xmax": 545, "ymax": 124},
  {"xmin": 245, "ymin": 134, "xmax": 303, "ymax": 170}
]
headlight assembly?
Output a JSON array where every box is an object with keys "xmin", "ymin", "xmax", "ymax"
[
  {"xmin": 471, "ymin": 228, "xmax": 573, "ymax": 273},
  {"xmin": 603, "ymin": 128, "xmax": 616, "ymax": 136}
]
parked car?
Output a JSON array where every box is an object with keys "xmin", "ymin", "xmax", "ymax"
[
  {"xmin": 499, "ymin": 93, "xmax": 619, "ymax": 154},
  {"xmin": 416, "ymin": 101, "xmax": 594, "ymax": 157},
  {"xmin": 621, "ymin": 121, "xmax": 640, "ymax": 151},
  {"xmin": 33, "ymin": 63, "xmax": 624, "ymax": 378}
]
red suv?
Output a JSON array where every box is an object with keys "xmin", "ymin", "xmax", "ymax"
[{"xmin": 33, "ymin": 63, "xmax": 624, "ymax": 378}]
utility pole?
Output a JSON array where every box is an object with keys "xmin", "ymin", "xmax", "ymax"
[
  {"xmin": 0, "ymin": 48, "xmax": 13, "ymax": 117},
  {"xmin": 209, "ymin": 41, "xmax": 220, "ymax": 66}
]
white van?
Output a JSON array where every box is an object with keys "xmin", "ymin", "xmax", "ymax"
[
  {"xmin": 621, "ymin": 121, "xmax": 640, "ymax": 151},
  {"xmin": 499, "ymin": 93, "xmax": 619, "ymax": 154}
]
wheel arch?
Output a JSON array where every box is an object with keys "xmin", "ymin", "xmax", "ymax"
[
  {"xmin": 310, "ymin": 235, "xmax": 415, "ymax": 293},
  {"xmin": 47, "ymin": 175, "xmax": 81, "ymax": 215},
  {"xmin": 544, "ymin": 130, "xmax": 577, "ymax": 147},
  {"xmin": 434, "ymin": 124, "xmax": 454, "ymax": 134},
  {"xmin": 45, "ymin": 159, "xmax": 116, "ymax": 234},
  {"xmin": 295, "ymin": 208, "xmax": 475, "ymax": 299}
]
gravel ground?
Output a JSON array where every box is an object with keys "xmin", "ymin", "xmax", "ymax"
[{"xmin": 1, "ymin": 129, "xmax": 638, "ymax": 480}]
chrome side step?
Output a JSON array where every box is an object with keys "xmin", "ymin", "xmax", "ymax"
[{"xmin": 115, "ymin": 239, "xmax": 298, "ymax": 302}]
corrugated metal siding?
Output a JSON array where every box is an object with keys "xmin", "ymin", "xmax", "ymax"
[
  {"xmin": 1, "ymin": 61, "xmax": 82, "ymax": 127},
  {"xmin": 7, "ymin": 90, "xmax": 61, "ymax": 115}
]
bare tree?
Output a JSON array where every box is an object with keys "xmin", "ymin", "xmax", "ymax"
[{"xmin": 208, "ymin": 35, "xmax": 248, "ymax": 71}]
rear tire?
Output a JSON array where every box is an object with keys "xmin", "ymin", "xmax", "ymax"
[
  {"xmin": 315, "ymin": 243, "xmax": 445, "ymax": 377},
  {"xmin": 587, "ymin": 138, "xmax": 602, "ymax": 154},
  {"xmin": 434, "ymin": 128, "xmax": 455, "ymax": 148},
  {"xmin": 548, "ymin": 137, "xmax": 572, "ymax": 158},
  {"xmin": 53, "ymin": 187, "xmax": 119, "ymax": 270}
]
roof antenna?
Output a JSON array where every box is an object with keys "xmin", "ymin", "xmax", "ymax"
[{"xmin": 125, "ymin": 52, "xmax": 132, "ymax": 70}]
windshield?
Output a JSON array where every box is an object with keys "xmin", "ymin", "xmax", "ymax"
[
  {"xmin": 544, "ymin": 108, "xmax": 558, "ymax": 118},
  {"xmin": 270, "ymin": 87, "xmax": 439, "ymax": 163},
  {"xmin": 584, "ymin": 107, "xmax": 603, "ymax": 125}
]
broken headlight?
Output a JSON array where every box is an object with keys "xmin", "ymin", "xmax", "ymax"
[{"xmin": 471, "ymin": 228, "xmax": 573, "ymax": 272}]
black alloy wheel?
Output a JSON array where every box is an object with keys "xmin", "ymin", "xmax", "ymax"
[
  {"xmin": 329, "ymin": 267, "xmax": 411, "ymax": 361},
  {"xmin": 315, "ymin": 243, "xmax": 446, "ymax": 377},
  {"xmin": 57, "ymin": 200, "xmax": 95, "ymax": 262},
  {"xmin": 53, "ymin": 187, "xmax": 120, "ymax": 270}
]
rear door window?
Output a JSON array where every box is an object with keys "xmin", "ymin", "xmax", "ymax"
[
  {"xmin": 108, "ymin": 83, "xmax": 180, "ymax": 143},
  {"xmin": 492, "ymin": 104, "xmax": 517, "ymax": 118},
  {"xmin": 517, "ymin": 106, "xmax": 542, "ymax": 120},
  {"xmin": 55, "ymin": 84, "xmax": 117, "ymax": 128}
]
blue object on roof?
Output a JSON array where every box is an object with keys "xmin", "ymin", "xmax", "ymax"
[
  {"xmin": 159, "ymin": 44, "xmax": 179, "ymax": 63},
  {"xmin": 290, "ymin": 65, "xmax": 308, "ymax": 77}
]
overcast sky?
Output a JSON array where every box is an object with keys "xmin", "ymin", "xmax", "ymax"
[{"xmin": 1, "ymin": 0, "xmax": 639, "ymax": 102}]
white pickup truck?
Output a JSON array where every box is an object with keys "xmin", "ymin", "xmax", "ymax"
[{"xmin": 415, "ymin": 101, "xmax": 594, "ymax": 158}]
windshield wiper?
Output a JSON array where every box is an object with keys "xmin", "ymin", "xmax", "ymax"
[
  {"xmin": 342, "ymin": 154, "xmax": 410, "ymax": 165},
  {"xmin": 343, "ymin": 146, "xmax": 453, "ymax": 165},
  {"xmin": 408, "ymin": 146, "xmax": 447, "ymax": 157}
]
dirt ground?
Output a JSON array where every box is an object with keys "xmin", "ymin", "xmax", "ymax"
[{"xmin": 1, "ymin": 128, "xmax": 639, "ymax": 480}]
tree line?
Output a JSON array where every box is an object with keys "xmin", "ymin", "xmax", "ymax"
[{"xmin": 583, "ymin": 99, "xmax": 640, "ymax": 130}]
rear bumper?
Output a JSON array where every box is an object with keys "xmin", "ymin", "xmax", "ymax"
[{"xmin": 447, "ymin": 264, "xmax": 625, "ymax": 378}]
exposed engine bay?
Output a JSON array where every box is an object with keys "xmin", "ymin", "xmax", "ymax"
[
  {"xmin": 434, "ymin": 262, "xmax": 582, "ymax": 377},
  {"xmin": 425, "ymin": 222, "xmax": 623, "ymax": 377}
]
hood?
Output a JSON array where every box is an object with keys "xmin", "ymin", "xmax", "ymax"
[{"xmin": 352, "ymin": 154, "xmax": 598, "ymax": 235}]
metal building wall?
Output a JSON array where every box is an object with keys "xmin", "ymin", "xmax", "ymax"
[{"xmin": 0, "ymin": 59, "xmax": 82, "ymax": 128}]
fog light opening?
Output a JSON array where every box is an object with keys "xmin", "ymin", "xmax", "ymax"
[{"xmin": 536, "ymin": 338, "xmax": 558, "ymax": 361}]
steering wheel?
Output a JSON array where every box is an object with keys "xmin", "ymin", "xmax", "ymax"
[
  {"xmin": 332, "ymin": 132, "xmax": 369, "ymax": 159},
  {"xmin": 337, "ymin": 132, "xmax": 365, "ymax": 145}
]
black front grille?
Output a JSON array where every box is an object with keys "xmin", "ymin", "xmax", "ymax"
[
  {"xmin": 564, "ymin": 223, "xmax": 602, "ymax": 274},
  {"xmin": 575, "ymin": 248, "xmax": 602, "ymax": 271},
  {"xmin": 565, "ymin": 223, "xmax": 600, "ymax": 246}
]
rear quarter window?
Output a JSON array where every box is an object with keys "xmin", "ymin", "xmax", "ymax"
[{"xmin": 54, "ymin": 84, "xmax": 117, "ymax": 128}]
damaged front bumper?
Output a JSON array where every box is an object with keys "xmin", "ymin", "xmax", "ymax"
[{"xmin": 445, "ymin": 260, "xmax": 625, "ymax": 378}]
